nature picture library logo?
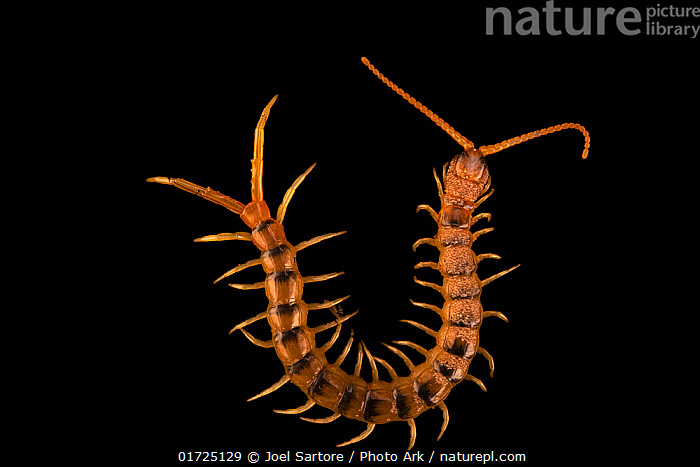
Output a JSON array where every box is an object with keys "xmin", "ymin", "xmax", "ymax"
[{"xmin": 485, "ymin": 1, "xmax": 700, "ymax": 38}]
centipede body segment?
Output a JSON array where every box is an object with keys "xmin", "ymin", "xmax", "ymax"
[{"xmin": 147, "ymin": 57, "xmax": 589, "ymax": 449}]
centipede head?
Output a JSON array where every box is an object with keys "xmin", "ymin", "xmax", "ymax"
[
  {"xmin": 444, "ymin": 147, "xmax": 491, "ymax": 202},
  {"xmin": 453, "ymin": 147, "xmax": 487, "ymax": 182}
]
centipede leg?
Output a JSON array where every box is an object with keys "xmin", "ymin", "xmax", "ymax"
[
  {"xmin": 382, "ymin": 343, "xmax": 415, "ymax": 371},
  {"xmin": 432, "ymin": 167, "xmax": 444, "ymax": 201},
  {"xmin": 229, "ymin": 311, "xmax": 267, "ymax": 333},
  {"xmin": 474, "ymin": 188, "xmax": 495, "ymax": 209},
  {"xmin": 362, "ymin": 342, "xmax": 379, "ymax": 382},
  {"xmin": 303, "ymin": 271, "xmax": 344, "ymax": 283},
  {"xmin": 400, "ymin": 319, "xmax": 437, "ymax": 338},
  {"xmin": 214, "ymin": 258, "xmax": 262, "ymax": 284},
  {"xmin": 470, "ymin": 212, "xmax": 491, "ymax": 226},
  {"xmin": 409, "ymin": 299, "xmax": 442, "ymax": 315},
  {"xmin": 250, "ymin": 95, "xmax": 278, "ymax": 202},
  {"xmin": 307, "ymin": 295, "xmax": 351, "ymax": 310},
  {"xmin": 274, "ymin": 399, "xmax": 315, "ymax": 415},
  {"xmin": 407, "ymin": 419, "xmax": 417, "ymax": 450},
  {"xmin": 417, "ymin": 204, "xmax": 439, "ymax": 222},
  {"xmin": 483, "ymin": 311, "xmax": 509, "ymax": 322},
  {"xmin": 247, "ymin": 374, "xmax": 290, "ymax": 402},
  {"xmin": 319, "ymin": 319, "xmax": 343, "ymax": 353},
  {"xmin": 414, "ymin": 277, "xmax": 443, "ymax": 294},
  {"xmin": 412, "ymin": 237, "xmax": 438, "ymax": 251},
  {"xmin": 239, "ymin": 328, "xmax": 274, "ymax": 348},
  {"xmin": 393, "ymin": 340, "xmax": 429, "ymax": 356},
  {"xmin": 194, "ymin": 232, "xmax": 252, "ymax": 242},
  {"xmin": 477, "ymin": 347, "xmax": 495, "ymax": 377},
  {"xmin": 295, "ymin": 231, "xmax": 346, "ymax": 252},
  {"xmin": 146, "ymin": 177, "xmax": 246, "ymax": 214},
  {"xmin": 472, "ymin": 227, "xmax": 494, "ymax": 242},
  {"xmin": 481, "ymin": 264, "xmax": 520, "ymax": 287},
  {"xmin": 414, "ymin": 261, "xmax": 440, "ymax": 271},
  {"xmin": 336, "ymin": 423, "xmax": 376, "ymax": 448},
  {"xmin": 475, "ymin": 253, "xmax": 501, "ymax": 264},
  {"xmin": 353, "ymin": 341, "xmax": 364, "ymax": 376},
  {"xmin": 277, "ymin": 163, "xmax": 316, "ymax": 224},
  {"xmin": 465, "ymin": 374, "xmax": 487, "ymax": 392},
  {"xmin": 299, "ymin": 412, "xmax": 342, "ymax": 424},
  {"xmin": 313, "ymin": 310, "xmax": 359, "ymax": 333},
  {"xmin": 334, "ymin": 331, "xmax": 354, "ymax": 366},
  {"xmin": 228, "ymin": 281, "xmax": 266, "ymax": 290},
  {"xmin": 373, "ymin": 356, "xmax": 398, "ymax": 381},
  {"xmin": 437, "ymin": 402, "xmax": 449, "ymax": 441}
]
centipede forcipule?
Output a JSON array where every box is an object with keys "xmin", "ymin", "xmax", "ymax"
[{"xmin": 147, "ymin": 57, "xmax": 589, "ymax": 449}]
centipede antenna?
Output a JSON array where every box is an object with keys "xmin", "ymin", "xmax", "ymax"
[
  {"xmin": 214, "ymin": 258, "xmax": 262, "ymax": 284},
  {"xmin": 479, "ymin": 122, "xmax": 590, "ymax": 159},
  {"xmin": 361, "ymin": 57, "xmax": 474, "ymax": 150},
  {"xmin": 251, "ymin": 94, "xmax": 278, "ymax": 202},
  {"xmin": 247, "ymin": 374, "xmax": 290, "ymax": 402}
]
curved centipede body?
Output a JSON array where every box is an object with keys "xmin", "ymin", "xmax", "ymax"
[{"xmin": 147, "ymin": 57, "xmax": 589, "ymax": 449}]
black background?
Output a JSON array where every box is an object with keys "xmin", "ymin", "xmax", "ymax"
[{"xmin": 76, "ymin": 1, "xmax": 697, "ymax": 464}]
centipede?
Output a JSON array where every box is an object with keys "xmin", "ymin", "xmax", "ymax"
[{"xmin": 148, "ymin": 57, "xmax": 589, "ymax": 449}]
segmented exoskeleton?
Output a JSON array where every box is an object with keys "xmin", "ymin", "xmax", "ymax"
[{"xmin": 147, "ymin": 57, "xmax": 589, "ymax": 449}]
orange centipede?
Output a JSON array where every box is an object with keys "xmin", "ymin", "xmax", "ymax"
[{"xmin": 147, "ymin": 57, "xmax": 589, "ymax": 449}]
